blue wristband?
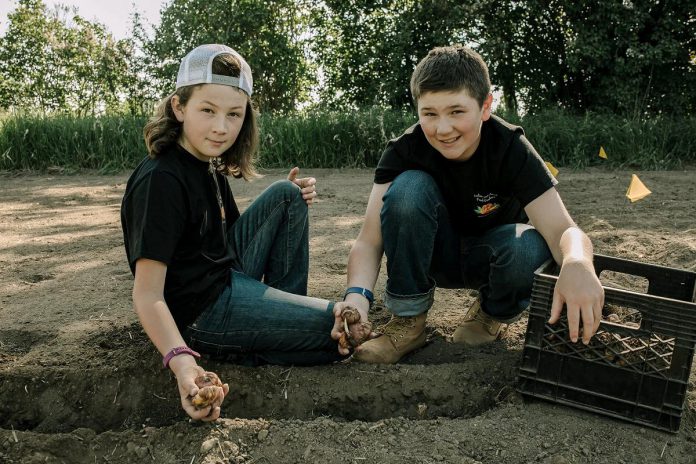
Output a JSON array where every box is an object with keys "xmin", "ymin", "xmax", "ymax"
[{"xmin": 344, "ymin": 287, "xmax": 374, "ymax": 304}]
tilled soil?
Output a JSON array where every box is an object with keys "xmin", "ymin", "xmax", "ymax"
[{"xmin": 1, "ymin": 168, "xmax": 695, "ymax": 464}]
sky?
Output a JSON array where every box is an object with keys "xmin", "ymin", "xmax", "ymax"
[{"xmin": 0, "ymin": 0, "xmax": 165, "ymax": 40}]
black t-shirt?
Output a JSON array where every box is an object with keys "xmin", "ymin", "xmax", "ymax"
[
  {"xmin": 121, "ymin": 143, "xmax": 241, "ymax": 329},
  {"xmin": 374, "ymin": 114, "xmax": 557, "ymax": 236}
]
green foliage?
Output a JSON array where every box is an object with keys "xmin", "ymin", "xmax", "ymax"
[
  {"xmin": 497, "ymin": 0, "xmax": 696, "ymax": 116},
  {"xmin": 2, "ymin": 0, "xmax": 693, "ymax": 117},
  {"xmin": 1, "ymin": 110, "xmax": 694, "ymax": 172},
  {"xmin": 313, "ymin": 0, "xmax": 696, "ymax": 116},
  {"xmin": 561, "ymin": 1, "xmax": 696, "ymax": 116},
  {"xmin": 140, "ymin": 0, "xmax": 314, "ymax": 113},
  {"xmin": 311, "ymin": 0, "xmax": 469, "ymax": 109},
  {"xmin": 0, "ymin": 0, "xmax": 139, "ymax": 115}
]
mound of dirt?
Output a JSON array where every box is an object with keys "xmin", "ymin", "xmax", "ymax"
[{"xmin": 1, "ymin": 169, "xmax": 695, "ymax": 463}]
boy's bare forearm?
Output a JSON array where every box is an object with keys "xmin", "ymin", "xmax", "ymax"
[
  {"xmin": 345, "ymin": 240, "xmax": 383, "ymax": 316},
  {"xmin": 558, "ymin": 226, "xmax": 594, "ymax": 265},
  {"xmin": 133, "ymin": 291, "xmax": 194, "ymax": 372}
]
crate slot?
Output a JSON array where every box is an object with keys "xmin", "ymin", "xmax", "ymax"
[{"xmin": 599, "ymin": 270, "xmax": 649, "ymax": 294}]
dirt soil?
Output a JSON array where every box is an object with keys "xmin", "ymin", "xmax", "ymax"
[{"xmin": 1, "ymin": 168, "xmax": 696, "ymax": 464}]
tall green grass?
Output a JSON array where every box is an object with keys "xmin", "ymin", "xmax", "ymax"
[
  {"xmin": 258, "ymin": 108, "xmax": 415, "ymax": 168},
  {"xmin": 501, "ymin": 109, "xmax": 696, "ymax": 169},
  {"xmin": 0, "ymin": 108, "xmax": 694, "ymax": 172},
  {"xmin": 0, "ymin": 114, "xmax": 148, "ymax": 173}
]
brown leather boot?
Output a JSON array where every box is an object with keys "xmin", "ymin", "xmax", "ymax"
[
  {"xmin": 353, "ymin": 313, "xmax": 427, "ymax": 364},
  {"xmin": 451, "ymin": 300, "xmax": 506, "ymax": 346}
]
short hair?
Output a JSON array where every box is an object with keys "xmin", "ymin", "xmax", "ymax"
[
  {"xmin": 410, "ymin": 45, "xmax": 491, "ymax": 107},
  {"xmin": 144, "ymin": 52, "xmax": 259, "ymax": 180}
]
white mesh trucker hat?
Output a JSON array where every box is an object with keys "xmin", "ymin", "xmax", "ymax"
[{"xmin": 176, "ymin": 44, "xmax": 253, "ymax": 96}]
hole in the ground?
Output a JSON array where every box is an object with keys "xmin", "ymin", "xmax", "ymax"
[
  {"xmin": 0, "ymin": 351, "xmax": 518, "ymax": 434},
  {"xmin": 20, "ymin": 273, "xmax": 55, "ymax": 284},
  {"xmin": 0, "ymin": 329, "xmax": 56, "ymax": 361}
]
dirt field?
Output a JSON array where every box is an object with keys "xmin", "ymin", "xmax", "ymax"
[{"xmin": 1, "ymin": 168, "xmax": 695, "ymax": 464}]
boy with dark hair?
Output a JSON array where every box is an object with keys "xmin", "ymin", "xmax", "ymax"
[{"xmin": 331, "ymin": 45, "xmax": 605, "ymax": 364}]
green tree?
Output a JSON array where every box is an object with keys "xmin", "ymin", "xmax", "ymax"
[
  {"xmin": 475, "ymin": 0, "xmax": 696, "ymax": 115},
  {"xmin": 57, "ymin": 16, "xmax": 135, "ymax": 115},
  {"xmin": 560, "ymin": 0, "xmax": 696, "ymax": 116},
  {"xmin": 467, "ymin": 0, "xmax": 525, "ymax": 114},
  {"xmin": 0, "ymin": 0, "xmax": 63, "ymax": 111},
  {"xmin": 312, "ymin": 0, "xmax": 470, "ymax": 109},
  {"xmin": 313, "ymin": 0, "xmax": 695, "ymax": 116},
  {"xmin": 0, "ymin": 0, "xmax": 139, "ymax": 114},
  {"xmin": 141, "ymin": 0, "xmax": 313, "ymax": 113}
]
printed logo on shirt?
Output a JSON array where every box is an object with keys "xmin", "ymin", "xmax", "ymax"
[{"xmin": 473, "ymin": 193, "xmax": 500, "ymax": 217}]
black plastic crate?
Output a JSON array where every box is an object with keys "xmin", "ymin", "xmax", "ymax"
[{"xmin": 518, "ymin": 254, "xmax": 696, "ymax": 432}]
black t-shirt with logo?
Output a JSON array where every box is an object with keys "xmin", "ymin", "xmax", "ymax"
[
  {"xmin": 374, "ymin": 115, "xmax": 557, "ymax": 236},
  {"xmin": 121, "ymin": 143, "xmax": 241, "ymax": 329}
]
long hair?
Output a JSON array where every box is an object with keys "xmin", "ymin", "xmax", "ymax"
[{"xmin": 143, "ymin": 53, "xmax": 259, "ymax": 180}]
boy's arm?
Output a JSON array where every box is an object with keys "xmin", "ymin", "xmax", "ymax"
[
  {"xmin": 133, "ymin": 258, "xmax": 228, "ymax": 420},
  {"xmin": 331, "ymin": 182, "xmax": 390, "ymax": 353},
  {"xmin": 524, "ymin": 187, "xmax": 605, "ymax": 344}
]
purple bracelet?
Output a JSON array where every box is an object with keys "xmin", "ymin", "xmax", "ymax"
[{"xmin": 162, "ymin": 346, "xmax": 201, "ymax": 369}]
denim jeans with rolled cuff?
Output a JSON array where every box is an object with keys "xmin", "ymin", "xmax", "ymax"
[
  {"xmin": 380, "ymin": 170, "xmax": 552, "ymax": 321},
  {"xmin": 183, "ymin": 180, "xmax": 344, "ymax": 366}
]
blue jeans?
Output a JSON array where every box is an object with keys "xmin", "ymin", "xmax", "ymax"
[
  {"xmin": 183, "ymin": 180, "xmax": 343, "ymax": 366},
  {"xmin": 381, "ymin": 170, "xmax": 552, "ymax": 321}
]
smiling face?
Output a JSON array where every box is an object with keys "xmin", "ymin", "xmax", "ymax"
[
  {"xmin": 417, "ymin": 89, "xmax": 493, "ymax": 162},
  {"xmin": 171, "ymin": 83, "xmax": 248, "ymax": 162}
]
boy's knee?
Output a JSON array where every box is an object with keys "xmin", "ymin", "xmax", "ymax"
[
  {"xmin": 382, "ymin": 170, "xmax": 439, "ymax": 216},
  {"xmin": 391, "ymin": 170, "xmax": 437, "ymax": 193},
  {"xmin": 270, "ymin": 179, "xmax": 302, "ymax": 199},
  {"xmin": 496, "ymin": 227, "xmax": 551, "ymax": 283},
  {"xmin": 517, "ymin": 227, "xmax": 551, "ymax": 265}
]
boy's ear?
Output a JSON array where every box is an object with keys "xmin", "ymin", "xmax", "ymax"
[
  {"xmin": 171, "ymin": 95, "xmax": 185, "ymax": 122},
  {"xmin": 481, "ymin": 93, "xmax": 493, "ymax": 121}
]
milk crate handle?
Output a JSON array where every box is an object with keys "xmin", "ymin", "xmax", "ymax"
[{"xmin": 593, "ymin": 254, "xmax": 696, "ymax": 302}]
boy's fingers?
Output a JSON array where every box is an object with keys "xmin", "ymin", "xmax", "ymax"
[
  {"xmin": 331, "ymin": 319, "xmax": 344, "ymax": 340},
  {"xmin": 185, "ymin": 404, "xmax": 212, "ymax": 421},
  {"xmin": 549, "ymin": 290, "xmax": 563, "ymax": 324},
  {"xmin": 201, "ymin": 406, "xmax": 221, "ymax": 422},
  {"xmin": 566, "ymin": 304, "xmax": 580, "ymax": 343},
  {"xmin": 184, "ymin": 383, "xmax": 199, "ymax": 399},
  {"xmin": 287, "ymin": 167, "xmax": 299, "ymax": 181},
  {"xmin": 581, "ymin": 304, "xmax": 596, "ymax": 344}
]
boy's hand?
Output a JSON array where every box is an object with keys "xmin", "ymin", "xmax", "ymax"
[
  {"xmin": 287, "ymin": 167, "xmax": 318, "ymax": 206},
  {"xmin": 171, "ymin": 360, "xmax": 229, "ymax": 421},
  {"xmin": 548, "ymin": 258, "xmax": 605, "ymax": 344},
  {"xmin": 331, "ymin": 301, "xmax": 376, "ymax": 355}
]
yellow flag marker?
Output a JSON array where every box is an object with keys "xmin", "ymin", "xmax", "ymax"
[
  {"xmin": 626, "ymin": 174, "xmax": 651, "ymax": 202},
  {"xmin": 598, "ymin": 146, "xmax": 608, "ymax": 159},
  {"xmin": 545, "ymin": 161, "xmax": 559, "ymax": 177}
]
